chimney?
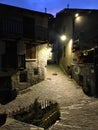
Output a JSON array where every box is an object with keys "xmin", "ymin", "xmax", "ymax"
[
  {"xmin": 67, "ymin": 4, "xmax": 69, "ymax": 8},
  {"xmin": 45, "ymin": 8, "xmax": 47, "ymax": 13}
]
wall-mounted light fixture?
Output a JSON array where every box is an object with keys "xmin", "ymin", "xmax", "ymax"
[
  {"xmin": 74, "ymin": 13, "xmax": 81, "ymax": 23},
  {"xmin": 75, "ymin": 13, "xmax": 79, "ymax": 18},
  {"xmin": 60, "ymin": 35, "xmax": 67, "ymax": 41}
]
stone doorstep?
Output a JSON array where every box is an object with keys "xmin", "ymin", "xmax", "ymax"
[
  {"xmin": 0, "ymin": 118, "xmax": 44, "ymax": 130},
  {"xmin": 18, "ymin": 87, "xmax": 32, "ymax": 95}
]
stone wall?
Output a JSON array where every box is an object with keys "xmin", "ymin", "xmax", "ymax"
[
  {"xmin": 37, "ymin": 44, "xmax": 47, "ymax": 80},
  {"xmin": 11, "ymin": 43, "xmax": 48, "ymax": 92}
]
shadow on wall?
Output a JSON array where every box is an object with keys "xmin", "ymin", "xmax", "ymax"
[
  {"xmin": 0, "ymin": 76, "xmax": 17, "ymax": 105},
  {"xmin": 0, "ymin": 113, "xmax": 7, "ymax": 127}
]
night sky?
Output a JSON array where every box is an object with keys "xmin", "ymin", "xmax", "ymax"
[{"xmin": 0, "ymin": 0, "xmax": 98, "ymax": 16}]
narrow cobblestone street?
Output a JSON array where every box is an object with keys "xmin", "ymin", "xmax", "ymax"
[{"xmin": 0, "ymin": 64, "xmax": 98, "ymax": 130}]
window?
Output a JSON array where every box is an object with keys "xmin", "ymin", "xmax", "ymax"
[
  {"xmin": 26, "ymin": 44, "xmax": 36, "ymax": 59},
  {"xmin": 20, "ymin": 71, "xmax": 27, "ymax": 82},
  {"xmin": 18, "ymin": 55, "xmax": 25, "ymax": 69}
]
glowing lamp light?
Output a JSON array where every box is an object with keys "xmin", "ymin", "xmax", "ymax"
[
  {"xmin": 75, "ymin": 13, "xmax": 79, "ymax": 18},
  {"xmin": 60, "ymin": 35, "xmax": 67, "ymax": 41}
]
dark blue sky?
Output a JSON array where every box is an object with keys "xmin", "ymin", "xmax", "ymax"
[{"xmin": 0, "ymin": 0, "xmax": 98, "ymax": 16}]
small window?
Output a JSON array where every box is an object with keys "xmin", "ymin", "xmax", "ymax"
[
  {"xmin": 18, "ymin": 55, "xmax": 25, "ymax": 69},
  {"xmin": 20, "ymin": 71, "xmax": 27, "ymax": 82},
  {"xmin": 34, "ymin": 68, "xmax": 39, "ymax": 75},
  {"xmin": 26, "ymin": 44, "xmax": 36, "ymax": 59}
]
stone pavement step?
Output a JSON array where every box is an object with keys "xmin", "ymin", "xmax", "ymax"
[{"xmin": 0, "ymin": 118, "xmax": 44, "ymax": 130}]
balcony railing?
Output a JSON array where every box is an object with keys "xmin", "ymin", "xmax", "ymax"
[
  {"xmin": 0, "ymin": 18, "xmax": 23, "ymax": 38},
  {"xmin": 0, "ymin": 18, "xmax": 48, "ymax": 42}
]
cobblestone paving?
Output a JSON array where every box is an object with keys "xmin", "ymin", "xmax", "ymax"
[
  {"xmin": 0, "ymin": 118, "xmax": 43, "ymax": 130},
  {"xmin": 0, "ymin": 64, "xmax": 98, "ymax": 130},
  {"xmin": 50, "ymin": 100, "xmax": 98, "ymax": 130}
]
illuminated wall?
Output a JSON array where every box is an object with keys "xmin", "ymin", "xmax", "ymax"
[{"xmin": 55, "ymin": 8, "xmax": 98, "ymax": 73}]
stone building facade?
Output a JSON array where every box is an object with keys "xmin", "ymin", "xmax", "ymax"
[
  {"xmin": 54, "ymin": 8, "xmax": 98, "ymax": 96},
  {"xmin": 54, "ymin": 8, "xmax": 98, "ymax": 72},
  {"xmin": 0, "ymin": 3, "xmax": 53, "ymax": 104}
]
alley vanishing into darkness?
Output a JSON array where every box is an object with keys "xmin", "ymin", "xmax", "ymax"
[{"xmin": 1, "ymin": 64, "xmax": 98, "ymax": 130}]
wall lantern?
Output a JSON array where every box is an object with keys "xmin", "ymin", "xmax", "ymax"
[
  {"xmin": 60, "ymin": 35, "xmax": 67, "ymax": 41},
  {"xmin": 75, "ymin": 13, "xmax": 79, "ymax": 18}
]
